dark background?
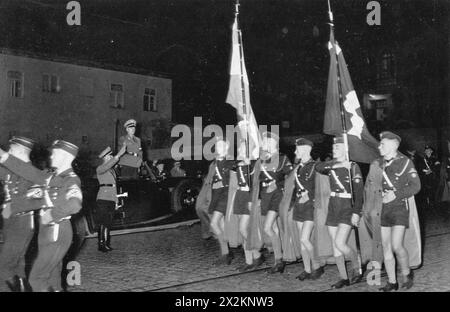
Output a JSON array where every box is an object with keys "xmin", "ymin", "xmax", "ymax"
[{"xmin": 0, "ymin": 0, "xmax": 448, "ymax": 136}]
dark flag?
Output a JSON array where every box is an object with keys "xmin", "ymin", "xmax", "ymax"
[{"xmin": 324, "ymin": 28, "xmax": 379, "ymax": 163}]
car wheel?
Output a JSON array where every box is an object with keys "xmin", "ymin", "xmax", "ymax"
[{"xmin": 171, "ymin": 179, "xmax": 201, "ymax": 213}]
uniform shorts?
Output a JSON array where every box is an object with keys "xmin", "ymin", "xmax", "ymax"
[
  {"xmin": 233, "ymin": 190, "xmax": 251, "ymax": 215},
  {"xmin": 260, "ymin": 189, "xmax": 283, "ymax": 216},
  {"xmin": 325, "ymin": 197, "xmax": 353, "ymax": 227},
  {"xmin": 381, "ymin": 201, "xmax": 409, "ymax": 228},
  {"xmin": 293, "ymin": 200, "xmax": 314, "ymax": 222},
  {"xmin": 208, "ymin": 187, "xmax": 229, "ymax": 215}
]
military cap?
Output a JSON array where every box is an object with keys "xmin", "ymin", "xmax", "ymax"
[
  {"xmin": 9, "ymin": 136, "xmax": 35, "ymax": 150},
  {"xmin": 295, "ymin": 137, "xmax": 313, "ymax": 147},
  {"xmin": 380, "ymin": 131, "xmax": 401, "ymax": 143},
  {"xmin": 333, "ymin": 135, "xmax": 345, "ymax": 144},
  {"xmin": 98, "ymin": 146, "xmax": 112, "ymax": 159},
  {"xmin": 424, "ymin": 145, "xmax": 434, "ymax": 151},
  {"xmin": 262, "ymin": 131, "xmax": 280, "ymax": 142},
  {"xmin": 51, "ymin": 140, "xmax": 79, "ymax": 157},
  {"xmin": 124, "ymin": 119, "xmax": 136, "ymax": 128}
]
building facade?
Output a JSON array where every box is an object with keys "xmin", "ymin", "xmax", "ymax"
[{"xmin": 0, "ymin": 49, "xmax": 172, "ymax": 155}]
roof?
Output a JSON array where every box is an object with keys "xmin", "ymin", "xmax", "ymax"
[{"xmin": 0, "ymin": 47, "xmax": 172, "ymax": 80}]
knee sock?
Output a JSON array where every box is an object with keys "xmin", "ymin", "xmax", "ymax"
[
  {"xmin": 271, "ymin": 234, "xmax": 283, "ymax": 262},
  {"xmin": 301, "ymin": 248, "xmax": 312, "ymax": 273},
  {"xmin": 217, "ymin": 234, "xmax": 229, "ymax": 255},
  {"xmin": 243, "ymin": 241, "xmax": 253, "ymax": 265},
  {"xmin": 396, "ymin": 252, "xmax": 411, "ymax": 281},
  {"xmin": 335, "ymin": 255, "xmax": 348, "ymax": 280},
  {"xmin": 252, "ymin": 250, "xmax": 261, "ymax": 259},
  {"xmin": 384, "ymin": 258, "xmax": 397, "ymax": 283}
]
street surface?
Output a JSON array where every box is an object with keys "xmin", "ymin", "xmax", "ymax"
[{"xmin": 68, "ymin": 203, "xmax": 450, "ymax": 292}]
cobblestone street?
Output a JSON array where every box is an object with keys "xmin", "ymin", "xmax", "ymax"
[{"xmin": 68, "ymin": 205, "xmax": 450, "ymax": 292}]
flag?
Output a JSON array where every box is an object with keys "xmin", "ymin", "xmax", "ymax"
[
  {"xmin": 324, "ymin": 28, "xmax": 379, "ymax": 163},
  {"xmin": 226, "ymin": 16, "xmax": 260, "ymax": 159}
]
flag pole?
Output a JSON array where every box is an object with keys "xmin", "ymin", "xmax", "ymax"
[
  {"xmin": 328, "ymin": 0, "xmax": 363, "ymax": 276},
  {"xmin": 235, "ymin": 0, "xmax": 252, "ymax": 185}
]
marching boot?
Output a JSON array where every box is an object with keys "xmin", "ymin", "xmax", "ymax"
[
  {"xmin": 310, "ymin": 266, "xmax": 325, "ymax": 280},
  {"xmin": 350, "ymin": 269, "xmax": 364, "ymax": 284},
  {"xmin": 379, "ymin": 282, "xmax": 399, "ymax": 292},
  {"xmin": 97, "ymin": 225, "xmax": 109, "ymax": 252},
  {"xmin": 296, "ymin": 271, "xmax": 312, "ymax": 281},
  {"xmin": 104, "ymin": 227, "xmax": 113, "ymax": 251},
  {"xmin": 267, "ymin": 260, "xmax": 285, "ymax": 274},
  {"xmin": 252, "ymin": 254, "xmax": 265, "ymax": 268},
  {"xmin": 213, "ymin": 251, "xmax": 234, "ymax": 266}
]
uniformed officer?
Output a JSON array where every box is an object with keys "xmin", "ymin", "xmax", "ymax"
[
  {"xmin": 96, "ymin": 145, "xmax": 126, "ymax": 252},
  {"xmin": 0, "ymin": 140, "xmax": 82, "ymax": 292},
  {"xmin": 170, "ymin": 161, "xmax": 186, "ymax": 177},
  {"xmin": 419, "ymin": 145, "xmax": 440, "ymax": 208},
  {"xmin": 259, "ymin": 132, "xmax": 293, "ymax": 274},
  {"xmin": 377, "ymin": 131, "xmax": 421, "ymax": 291},
  {"xmin": 0, "ymin": 136, "xmax": 42, "ymax": 292},
  {"xmin": 209, "ymin": 138, "xmax": 235, "ymax": 265},
  {"xmin": 291, "ymin": 138, "xmax": 324, "ymax": 281},
  {"xmin": 315, "ymin": 135, "xmax": 364, "ymax": 288},
  {"xmin": 233, "ymin": 141, "xmax": 264, "ymax": 272},
  {"xmin": 118, "ymin": 119, "xmax": 143, "ymax": 179}
]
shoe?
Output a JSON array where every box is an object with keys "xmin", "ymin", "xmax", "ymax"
[
  {"xmin": 237, "ymin": 264, "xmax": 254, "ymax": 272},
  {"xmin": 401, "ymin": 270, "xmax": 414, "ymax": 290},
  {"xmin": 310, "ymin": 266, "xmax": 325, "ymax": 280},
  {"xmin": 331, "ymin": 279, "xmax": 350, "ymax": 289},
  {"xmin": 296, "ymin": 271, "xmax": 311, "ymax": 281},
  {"xmin": 267, "ymin": 260, "xmax": 285, "ymax": 274},
  {"xmin": 379, "ymin": 282, "xmax": 399, "ymax": 292},
  {"xmin": 252, "ymin": 254, "xmax": 265, "ymax": 268},
  {"xmin": 350, "ymin": 269, "xmax": 364, "ymax": 284},
  {"xmin": 104, "ymin": 227, "xmax": 113, "ymax": 251},
  {"xmin": 213, "ymin": 253, "xmax": 234, "ymax": 266}
]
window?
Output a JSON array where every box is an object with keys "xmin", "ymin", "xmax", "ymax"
[
  {"xmin": 110, "ymin": 83, "xmax": 124, "ymax": 108},
  {"xmin": 143, "ymin": 88, "xmax": 157, "ymax": 112},
  {"xmin": 42, "ymin": 74, "xmax": 60, "ymax": 93},
  {"xmin": 378, "ymin": 52, "xmax": 395, "ymax": 79},
  {"xmin": 8, "ymin": 71, "xmax": 23, "ymax": 98}
]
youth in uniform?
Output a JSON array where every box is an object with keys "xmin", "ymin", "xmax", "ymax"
[
  {"xmin": 377, "ymin": 131, "xmax": 421, "ymax": 291},
  {"xmin": 292, "ymin": 138, "xmax": 324, "ymax": 281},
  {"xmin": 233, "ymin": 142, "xmax": 264, "ymax": 272},
  {"xmin": 315, "ymin": 135, "xmax": 364, "ymax": 288},
  {"xmin": 209, "ymin": 138, "xmax": 235, "ymax": 265},
  {"xmin": 259, "ymin": 132, "xmax": 293, "ymax": 274}
]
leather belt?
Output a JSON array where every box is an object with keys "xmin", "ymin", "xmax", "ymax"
[
  {"xmin": 99, "ymin": 184, "xmax": 115, "ymax": 187},
  {"xmin": 127, "ymin": 152, "xmax": 138, "ymax": 157},
  {"xmin": 330, "ymin": 192, "xmax": 352, "ymax": 199},
  {"xmin": 48, "ymin": 216, "xmax": 71, "ymax": 225}
]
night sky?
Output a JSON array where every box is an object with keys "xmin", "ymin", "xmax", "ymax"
[{"xmin": 0, "ymin": 0, "xmax": 448, "ymax": 131}]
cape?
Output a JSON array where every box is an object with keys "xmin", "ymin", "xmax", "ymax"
[{"xmin": 362, "ymin": 159, "xmax": 422, "ymax": 268}]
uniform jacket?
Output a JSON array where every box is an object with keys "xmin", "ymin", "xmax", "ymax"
[
  {"xmin": 96, "ymin": 156, "xmax": 119, "ymax": 203},
  {"xmin": 259, "ymin": 154, "xmax": 293, "ymax": 190},
  {"xmin": 211, "ymin": 159, "xmax": 235, "ymax": 188},
  {"xmin": 0, "ymin": 159, "xmax": 45, "ymax": 215},
  {"xmin": 379, "ymin": 154, "xmax": 421, "ymax": 205},
  {"xmin": 1, "ymin": 155, "xmax": 82, "ymax": 223},
  {"xmin": 118, "ymin": 135, "xmax": 142, "ymax": 168},
  {"xmin": 234, "ymin": 160, "xmax": 256, "ymax": 189},
  {"xmin": 315, "ymin": 160, "xmax": 364, "ymax": 215},
  {"xmin": 362, "ymin": 155, "xmax": 422, "ymax": 268}
]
